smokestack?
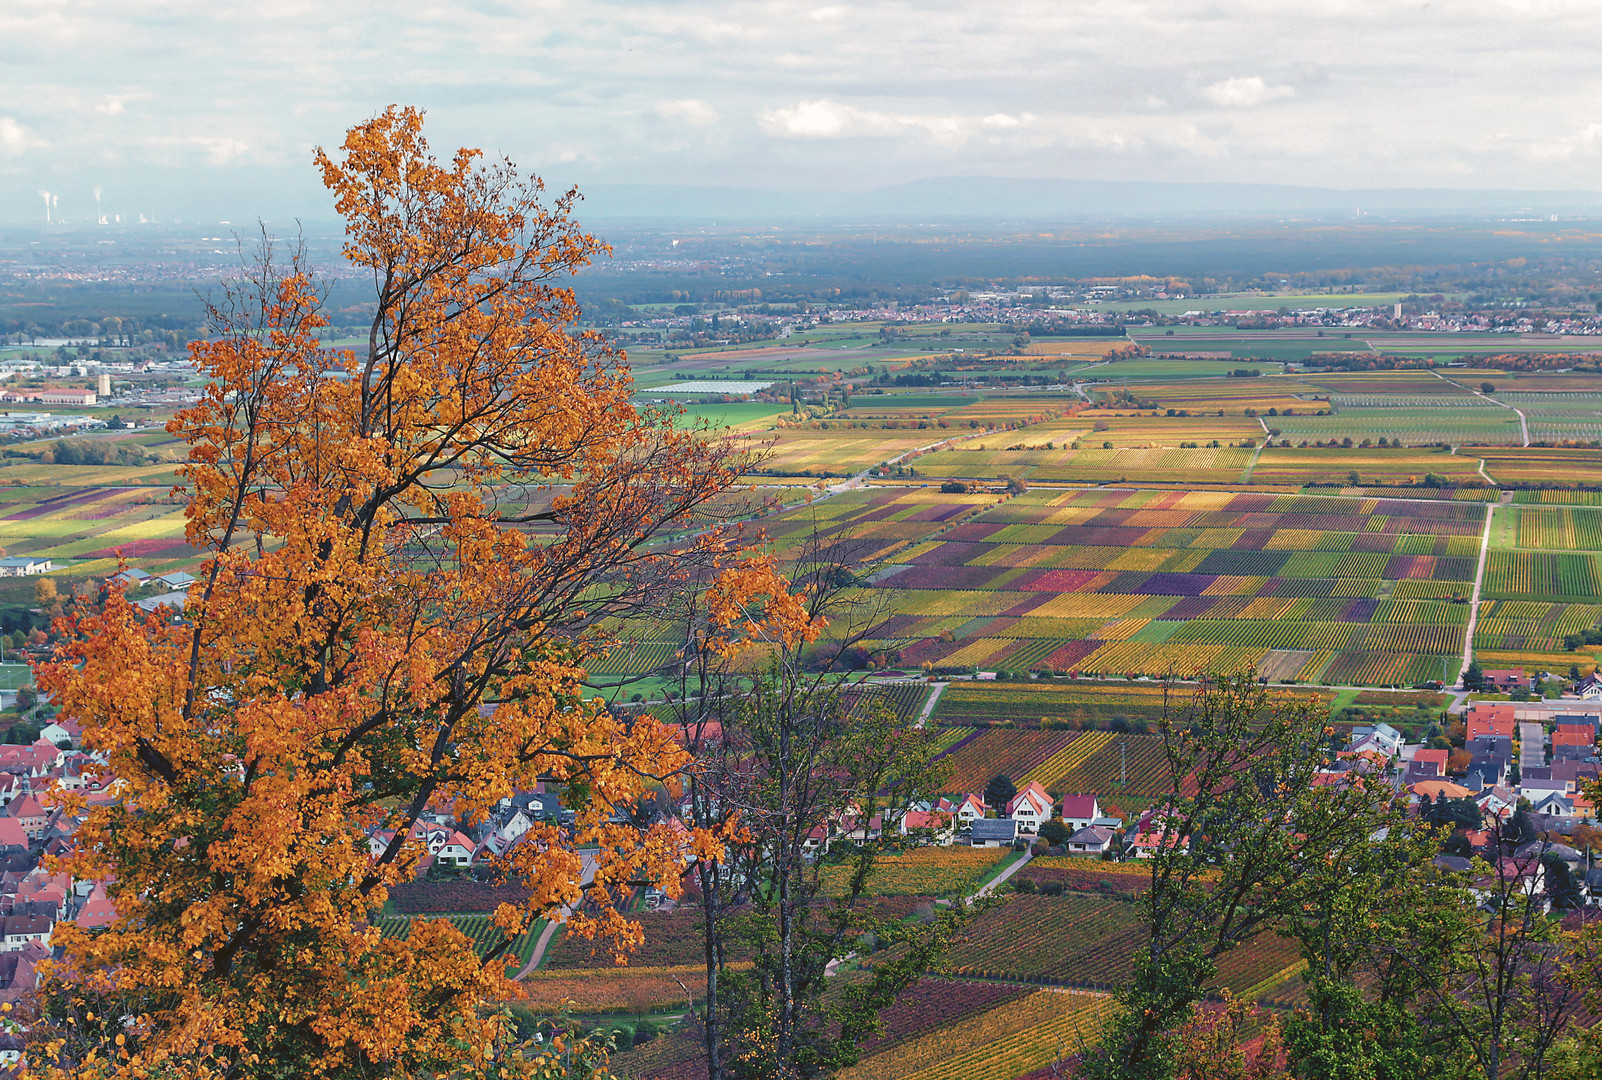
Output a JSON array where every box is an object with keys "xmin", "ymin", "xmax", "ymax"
[
  {"xmin": 98, "ymin": 373, "xmax": 111, "ymax": 398},
  {"xmin": 37, "ymin": 189, "xmax": 51, "ymax": 224},
  {"xmin": 93, "ymin": 185, "xmax": 105, "ymax": 226}
]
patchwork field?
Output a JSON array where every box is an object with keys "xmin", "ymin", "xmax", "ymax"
[
  {"xmin": 0, "ymin": 480, "xmax": 194, "ymax": 577},
  {"xmin": 1478, "ymin": 501, "xmax": 1602, "ymax": 671},
  {"xmin": 864, "ymin": 488, "xmax": 1482, "ymax": 686}
]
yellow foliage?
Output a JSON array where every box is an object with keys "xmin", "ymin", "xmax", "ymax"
[{"xmin": 31, "ymin": 107, "xmax": 746, "ymax": 1080}]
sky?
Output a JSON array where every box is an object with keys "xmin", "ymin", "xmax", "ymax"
[{"xmin": 6, "ymin": 0, "xmax": 1602, "ymax": 224}]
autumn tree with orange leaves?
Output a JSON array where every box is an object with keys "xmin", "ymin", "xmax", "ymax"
[{"xmin": 29, "ymin": 107, "xmax": 753, "ymax": 1080}]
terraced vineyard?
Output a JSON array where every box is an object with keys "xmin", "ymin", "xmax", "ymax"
[
  {"xmin": 839, "ymin": 989, "xmax": 1115, "ymax": 1080},
  {"xmin": 944, "ymin": 894, "xmax": 1304, "ymax": 996},
  {"xmin": 374, "ymin": 914, "xmax": 538, "ymax": 975}
]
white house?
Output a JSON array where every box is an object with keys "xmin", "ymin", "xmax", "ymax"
[
  {"xmin": 1006, "ymin": 782, "xmax": 1053, "ymax": 836},
  {"xmin": 0, "ymin": 916, "xmax": 49, "ymax": 952},
  {"xmin": 0, "ymin": 558, "xmax": 50, "ymax": 577},
  {"xmin": 424, "ymin": 828, "xmax": 475, "ymax": 868},
  {"xmin": 499, "ymin": 809, "xmax": 534, "ymax": 842},
  {"xmin": 940, "ymin": 794, "xmax": 987, "ymax": 826},
  {"xmin": 1348, "ymin": 722, "xmax": 1403, "ymax": 760}
]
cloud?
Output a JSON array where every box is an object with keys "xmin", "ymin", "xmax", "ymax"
[
  {"xmin": 1530, "ymin": 122, "xmax": 1602, "ymax": 160},
  {"xmin": 1200, "ymin": 76, "xmax": 1295, "ymax": 107},
  {"xmin": 655, "ymin": 99, "xmax": 720, "ymax": 127},
  {"xmin": 761, "ymin": 100, "xmax": 901, "ymax": 138},
  {"xmin": 95, "ymin": 96, "xmax": 129, "ymax": 116},
  {"xmin": 0, "ymin": 118, "xmax": 42, "ymax": 156},
  {"xmin": 982, "ymin": 113, "xmax": 1028, "ymax": 129},
  {"xmin": 192, "ymin": 136, "xmax": 249, "ymax": 165},
  {"xmin": 759, "ymin": 100, "xmax": 968, "ymax": 145}
]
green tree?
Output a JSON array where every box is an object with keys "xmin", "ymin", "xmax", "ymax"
[
  {"xmin": 1463, "ymin": 660, "xmax": 1485, "ymax": 691},
  {"xmin": 1038, "ymin": 817, "xmax": 1072, "ymax": 847},
  {"xmin": 659, "ymin": 527, "xmax": 968, "ymax": 1080},
  {"xmin": 984, "ymin": 773, "xmax": 1017, "ymax": 812},
  {"xmin": 1083, "ymin": 673, "xmax": 1405, "ymax": 1080}
]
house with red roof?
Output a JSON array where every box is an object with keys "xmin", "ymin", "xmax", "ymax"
[
  {"xmin": 1467, "ymin": 703, "xmax": 1517, "ymax": 742},
  {"xmin": 899, "ymin": 809, "xmax": 954, "ymax": 839},
  {"xmin": 1006, "ymin": 782, "xmax": 1053, "ymax": 836},
  {"xmin": 0, "ymin": 952, "xmax": 36, "ymax": 1004},
  {"xmin": 74, "ymin": 884, "xmax": 116, "ymax": 930},
  {"xmin": 1060, "ymin": 794, "xmax": 1101, "ymax": 832},
  {"xmin": 1483, "ymin": 669, "xmax": 1529, "ymax": 693},
  {"xmin": 6, "ymin": 797, "xmax": 45, "ymax": 843},
  {"xmin": 939, "ymin": 794, "xmax": 987, "ymax": 826},
  {"xmin": 433, "ymin": 831, "xmax": 476, "ymax": 869}
]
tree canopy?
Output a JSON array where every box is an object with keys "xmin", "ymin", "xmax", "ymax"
[{"xmin": 33, "ymin": 106, "xmax": 748, "ymax": 1080}]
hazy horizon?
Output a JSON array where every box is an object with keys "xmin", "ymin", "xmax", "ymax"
[{"xmin": 8, "ymin": 1, "xmax": 1602, "ymax": 226}]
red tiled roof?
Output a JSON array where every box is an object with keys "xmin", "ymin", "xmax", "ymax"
[
  {"xmin": 0, "ymin": 820, "xmax": 27, "ymax": 850},
  {"xmin": 1061, "ymin": 793, "xmax": 1098, "ymax": 819}
]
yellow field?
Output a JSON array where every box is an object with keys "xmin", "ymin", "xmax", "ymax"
[{"xmin": 840, "ymin": 989, "xmax": 1113, "ymax": 1080}]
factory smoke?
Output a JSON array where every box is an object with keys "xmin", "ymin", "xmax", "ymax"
[
  {"xmin": 93, "ymin": 185, "xmax": 105, "ymax": 225},
  {"xmin": 37, "ymin": 189, "xmax": 52, "ymax": 224}
]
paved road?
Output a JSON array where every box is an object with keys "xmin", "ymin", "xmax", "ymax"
[
  {"xmin": 1458, "ymin": 501, "xmax": 1495, "ymax": 688},
  {"xmin": 515, "ymin": 849, "xmax": 599, "ymax": 980},
  {"xmin": 916, "ymin": 681, "xmax": 947, "ymax": 727},
  {"xmin": 970, "ymin": 849, "xmax": 1033, "ymax": 901}
]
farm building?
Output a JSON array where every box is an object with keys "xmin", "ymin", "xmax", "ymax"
[
  {"xmin": 0, "ymin": 558, "xmax": 49, "ymax": 577},
  {"xmin": 108, "ymin": 568, "xmax": 151, "ymax": 589}
]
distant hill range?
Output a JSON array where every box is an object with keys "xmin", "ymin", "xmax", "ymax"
[{"xmin": 578, "ymin": 177, "xmax": 1602, "ymax": 222}]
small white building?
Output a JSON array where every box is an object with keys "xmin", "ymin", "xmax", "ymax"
[
  {"xmin": 1006, "ymin": 782, "xmax": 1053, "ymax": 836},
  {"xmin": 1066, "ymin": 825, "xmax": 1116, "ymax": 855}
]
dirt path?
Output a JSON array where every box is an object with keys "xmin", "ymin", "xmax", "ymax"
[{"xmin": 1431, "ymin": 369, "xmax": 1529, "ymax": 446}]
